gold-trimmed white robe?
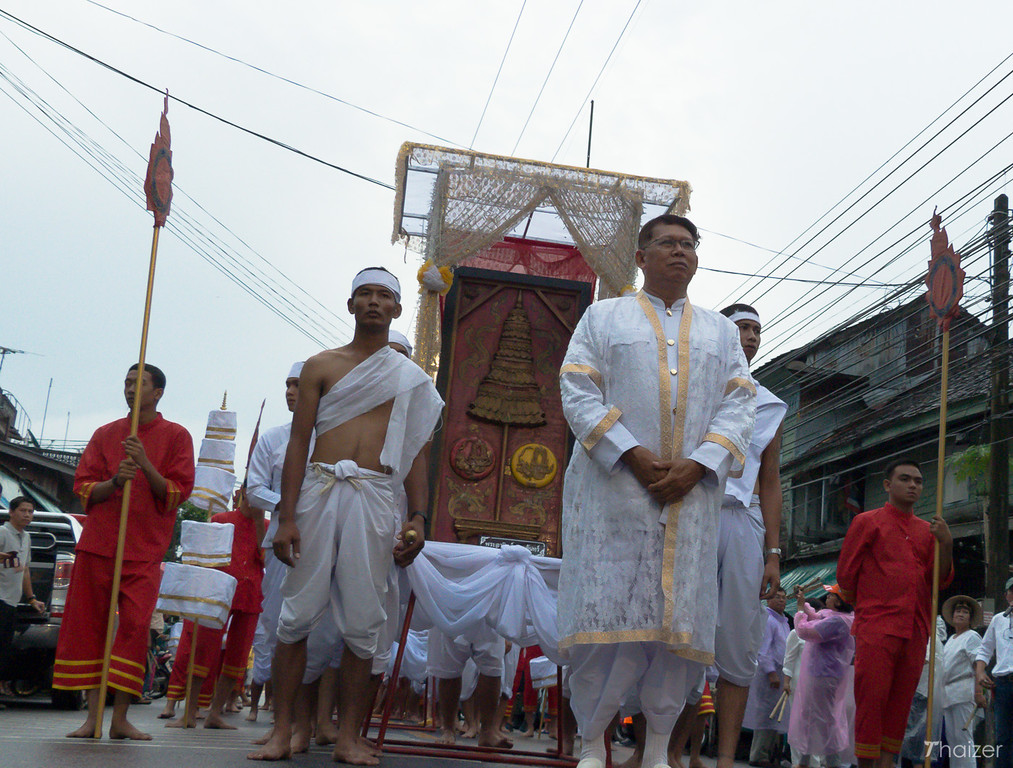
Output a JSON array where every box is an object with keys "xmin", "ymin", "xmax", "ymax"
[{"xmin": 557, "ymin": 291, "xmax": 755, "ymax": 664}]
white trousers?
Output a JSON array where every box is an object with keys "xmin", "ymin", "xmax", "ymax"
[
  {"xmin": 427, "ymin": 625, "xmax": 506, "ymax": 679},
  {"xmin": 568, "ymin": 641, "xmax": 700, "ymax": 739},
  {"xmin": 715, "ymin": 499, "xmax": 766, "ymax": 687},
  {"xmin": 943, "ymin": 701, "xmax": 979, "ymax": 768},
  {"xmin": 277, "ymin": 461, "xmax": 397, "ymax": 658},
  {"xmin": 251, "ymin": 549, "xmax": 286, "ymax": 685}
]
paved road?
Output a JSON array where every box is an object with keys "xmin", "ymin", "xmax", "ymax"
[{"xmin": 0, "ymin": 695, "xmax": 621, "ymax": 768}]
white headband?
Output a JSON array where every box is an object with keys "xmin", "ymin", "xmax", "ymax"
[
  {"xmin": 351, "ymin": 268, "xmax": 401, "ymax": 302},
  {"xmin": 388, "ymin": 330, "xmax": 413, "ymax": 357},
  {"xmin": 727, "ymin": 310, "xmax": 761, "ymax": 328},
  {"xmin": 288, "ymin": 361, "xmax": 304, "ymax": 380}
]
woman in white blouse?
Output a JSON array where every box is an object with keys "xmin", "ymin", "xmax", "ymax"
[{"xmin": 940, "ymin": 595, "xmax": 985, "ymax": 768}]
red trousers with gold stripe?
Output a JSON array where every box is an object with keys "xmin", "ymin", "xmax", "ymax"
[
  {"xmin": 52, "ymin": 552, "xmax": 161, "ymax": 697},
  {"xmin": 167, "ymin": 610, "xmax": 258, "ymax": 707},
  {"xmin": 854, "ymin": 632, "xmax": 925, "ymax": 759}
]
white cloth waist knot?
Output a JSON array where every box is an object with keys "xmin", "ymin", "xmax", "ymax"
[
  {"xmin": 310, "ymin": 460, "xmax": 389, "ymax": 495},
  {"xmin": 499, "ymin": 544, "xmax": 533, "ymax": 564}
]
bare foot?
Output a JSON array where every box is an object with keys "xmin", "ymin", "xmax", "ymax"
[
  {"xmin": 477, "ymin": 729, "xmax": 513, "ymax": 749},
  {"xmin": 669, "ymin": 756, "xmax": 686, "ymax": 768},
  {"xmin": 316, "ymin": 719, "xmax": 339, "ymax": 747},
  {"xmin": 461, "ymin": 726, "xmax": 478, "ymax": 739},
  {"xmin": 290, "ymin": 727, "xmax": 311, "ymax": 754},
  {"xmin": 687, "ymin": 760, "xmax": 705, "ymax": 768},
  {"xmin": 332, "ymin": 736, "xmax": 381, "ymax": 765},
  {"xmin": 165, "ymin": 715, "xmax": 197, "ymax": 729},
  {"xmin": 247, "ymin": 708, "xmax": 259, "ymax": 722},
  {"xmin": 252, "ymin": 727, "xmax": 274, "ymax": 746},
  {"xmin": 436, "ymin": 729, "xmax": 456, "ymax": 745},
  {"xmin": 617, "ymin": 752, "xmax": 643, "ymax": 768},
  {"xmin": 110, "ymin": 721, "xmax": 153, "ymax": 740},
  {"xmin": 66, "ymin": 721, "xmax": 100, "ymax": 738},
  {"xmin": 247, "ymin": 730, "xmax": 293, "ymax": 761},
  {"xmin": 358, "ymin": 737, "xmax": 382, "ymax": 757},
  {"xmin": 205, "ymin": 712, "xmax": 237, "ymax": 730}
]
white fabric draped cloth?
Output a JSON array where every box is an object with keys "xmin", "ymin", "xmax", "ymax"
[{"xmin": 405, "ymin": 541, "xmax": 563, "ymax": 664}]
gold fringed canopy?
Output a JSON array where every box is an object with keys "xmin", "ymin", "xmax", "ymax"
[{"xmin": 391, "ymin": 143, "xmax": 692, "ymax": 376}]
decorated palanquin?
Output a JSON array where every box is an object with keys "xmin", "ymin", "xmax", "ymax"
[{"xmin": 391, "ymin": 143, "xmax": 691, "ymax": 555}]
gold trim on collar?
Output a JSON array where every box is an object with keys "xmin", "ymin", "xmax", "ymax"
[
  {"xmin": 582, "ymin": 407, "xmax": 622, "ymax": 452},
  {"xmin": 725, "ymin": 376, "xmax": 756, "ymax": 396},
  {"xmin": 702, "ymin": 432, "xmax": 746, "ymax": 467},
  {"xmin": 560, "ymin": 363, "xmax": 603, "ymax": 389}
]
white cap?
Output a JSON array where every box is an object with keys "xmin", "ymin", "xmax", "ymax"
[
  {"xmin": 388, "ymin": 330, "xmax": 413, "ymax": 357},
  {"xmin": 288, "ymin": 361, "xmax": 304, "ymax": 380},
  {"xmin": 351, "ymin": 268, "xmax": 401, "ymax": 302}
]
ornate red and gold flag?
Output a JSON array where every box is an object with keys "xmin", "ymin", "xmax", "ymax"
[
  {"xmin": 925, "ymin": 208, "xmax": 966, "ymax": 330},
  {"xmin": 144, "ymin": 92, "xmax": 173, "ymax": 227}
]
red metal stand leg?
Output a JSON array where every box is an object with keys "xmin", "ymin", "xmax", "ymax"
[{"xmin": 375, "ymin": 590, "xmax": 415, "ymax": 748}]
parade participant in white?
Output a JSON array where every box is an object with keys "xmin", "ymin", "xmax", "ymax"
[
  {"xmin": 940, "ymin": 596, "xmax": 985, "ymax": 768},
  {"xmin": 558, "ymin": 215, "xmax": 755, "ymax": 768},
  {"xmin": 712, "ymin": 304, "xmax": 787, "ymax": 768},
  {"xmin": 248, "ymin": 362, "xmax": 307, "ymax": 699},
  {"xmin": 427, "ymin": 624, "xmax": 510, "ymax": 747},
  {"xmin": 250, "ymin": 267, "xmax": 443, "ymax": 764}
]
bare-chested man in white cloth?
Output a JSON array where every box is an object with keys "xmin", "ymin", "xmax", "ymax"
[{"xmin": 249, "ymin": 267, "xmax": 443, "ymax": 764}]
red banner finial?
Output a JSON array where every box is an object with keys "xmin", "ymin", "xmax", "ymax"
[
  {"xmin": 144, "ymin": 91, "xmax": 173, "ymax": 227},
  {"xmin": 925, "ymin": 207, "xmax": 965, "ymax": 331}
]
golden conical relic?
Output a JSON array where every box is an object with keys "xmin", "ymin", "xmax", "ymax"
[{"xmin": 468, "ymin": 293, "xmax": 547, "ymax": 426}]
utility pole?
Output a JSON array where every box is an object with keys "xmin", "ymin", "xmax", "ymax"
[{"xmin": 987, "ymin": 193, "xmax": 1010, "ymax": 606}]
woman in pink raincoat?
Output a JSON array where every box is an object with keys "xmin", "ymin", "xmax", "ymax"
[{"xmin": 788, "ymin": 584, "xmax": 856, "ymax": 768}]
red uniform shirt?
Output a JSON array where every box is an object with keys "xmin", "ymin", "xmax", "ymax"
[
  {"xmin": 837, "ymin": 502, "xmax": 953, "ymax": 641},
  {"xmin": 210, "ymin": 507, "xmax": 264, "ymax": 613},
  {"xmin": 74, "ymin": 413, "xmax": 195, "ymax": 562}
]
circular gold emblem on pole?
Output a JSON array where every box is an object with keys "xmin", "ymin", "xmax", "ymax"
[{"xmin": 510, "ymin": 443, "xmax": 557, "ymax": 488}]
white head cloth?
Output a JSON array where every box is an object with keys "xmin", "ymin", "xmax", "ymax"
[
  {"xmin": 388, "ymin": 330, "xmax": 413, "ymax": 357},
  {"xmin": 351, "ymin": 268, "xmax": 401, "ymax": 302},
  {"xmin": 288, "ymin": 361, "xmax": 304, "ymax": 380},
  {"xmin": 727, "ymin": 309, "xmax": 761, "ymax": 328}
]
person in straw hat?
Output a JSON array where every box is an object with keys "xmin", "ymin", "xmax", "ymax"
[{"xmin": 939, "ymin": 594, "xmax": 984, "ymax": 768}]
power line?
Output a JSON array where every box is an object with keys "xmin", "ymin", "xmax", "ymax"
[
  {"xmin": 715, "ymin": 48, "xmax": 1013, "ymax": 308},
  {"xmin": 551, "ymin": 0, "xmax": 643, "ymax": 162},
  {"xmin": 83, "ymin": 0, "xmax": 467, "ymax": 149},
  {"xmin": 0, "ymin": 24, "xmax": 357, "ymax": 342},
  {"xmin": 0, "ymin": 57, "xmax": 349, "ymax": 347},
  {"xmin": 511, "ymin": 0, "xmax": 585, "ymax": 156},
  {"xmin": 471, "ymin": 0, "xmax": 528, "ymax": 149},
  {"xmin": 0, "ymin": 8, "xmax": 395, "ymax": 190}
]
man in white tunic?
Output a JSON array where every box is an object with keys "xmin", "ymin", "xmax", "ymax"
[
  {"xmin": 712, "ymin": 303, "xmax": 787, "ymax": 768},
  {"xmin": 249, "ymin": 267, "xmax": 443, "ymax": 764},
  {"xmin": 558, "ymin": 214, "xmax": 755, "ymax": 768},
  {"xmin": 247, "ymin": 361, "xmax": 305, "ymax": 722}
]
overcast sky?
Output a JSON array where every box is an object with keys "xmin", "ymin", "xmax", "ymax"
[{"xmin": 3, "ymin": 0, "xmax": 1013, "ymax": 468}]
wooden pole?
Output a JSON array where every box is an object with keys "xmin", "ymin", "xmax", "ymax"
[
  {"xmin": 924, "ymin": 328, "xmax": 950, "ymax": 768},
  {"xmin": 183, "ymin": 622, "xmax": 199, "ymax": 727},
  {"xmin": 93, "ymin": 225, "xmax": 161, "ymax": 737}
]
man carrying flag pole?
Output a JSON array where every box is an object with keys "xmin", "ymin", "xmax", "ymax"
[{"xmin": 51, "ymin": 94, "xmax": 195, "ymax": 740}]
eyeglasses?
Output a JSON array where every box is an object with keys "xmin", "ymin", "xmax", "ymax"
[{"xmin": 646, "ymin": 237, "xmax": 697, "ymax": 253}]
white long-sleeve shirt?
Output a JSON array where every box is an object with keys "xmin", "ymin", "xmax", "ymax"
[{"xmin": 975, "ymin": 607, "xmax": 1013, "ymax": 677}]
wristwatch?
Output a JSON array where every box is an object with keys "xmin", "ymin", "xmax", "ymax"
[
  {"xmin": 764, "ymin": 547, "xmax": 782, "ymax": 558},
  {"xmin": 410, "ymin": 510, "xmax": 429, "ymax": 526}
]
